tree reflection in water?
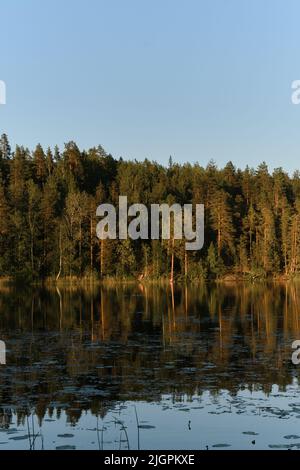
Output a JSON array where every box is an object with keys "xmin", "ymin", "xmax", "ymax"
[{"xmin": 0, "ymin": 282, "xmax": 299, "ymax": 448}]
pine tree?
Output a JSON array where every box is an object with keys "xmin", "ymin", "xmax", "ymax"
[
  {"xmin": 210, "ymin": 189, "xmax": 235, "ymax": 260},
  {"xmin": 33, "ymin": 144, "xmax": 47, "ymax": 187}
]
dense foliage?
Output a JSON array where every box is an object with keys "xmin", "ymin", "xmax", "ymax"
[{"xmin": 1, "ymin": 133, "xmax": 300, "ymax": 282}]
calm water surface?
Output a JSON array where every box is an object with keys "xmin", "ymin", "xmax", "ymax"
[{"xmin": 0, "ymin": 282, "xmax": 300, "ymax": 450}]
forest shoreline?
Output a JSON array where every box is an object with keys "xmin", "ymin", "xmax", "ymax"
[
  {"xmin": 1, "ymin": 135, "xmax": 300, "ymax": 283},
  {"xmin": 0, "ymin": 273, "xmax": 299, "ymax": 288}
]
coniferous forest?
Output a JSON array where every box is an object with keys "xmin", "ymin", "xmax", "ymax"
[{"xmin": 1, "ymin": 133, "xmax": 300, "ymax": 283}]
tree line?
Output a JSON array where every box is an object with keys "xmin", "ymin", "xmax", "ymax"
[{"xmin": 0, "ymin": 133, "xmax": 300, "ymax": 282}]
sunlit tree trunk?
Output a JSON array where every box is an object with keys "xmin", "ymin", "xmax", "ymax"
[{"xmin": 170, "ymin": 236, "xmax": 174, "ymax": 284}]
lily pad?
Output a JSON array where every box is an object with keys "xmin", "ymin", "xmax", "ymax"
[
  {"xmin": 56, "ymin": 445, "xmax": 76, "ymax": 450},
  {"xmin": 138, "ymin": 425, "xmax": 156, "ymax": 429},
  {"xmin": 9, "ymin": 435, "xmax": 29, "ymax": 441},
  {"xmin": 212, "ymin": 444, "xmax": 231, "ymax": 448},
  {"xmin": 269, "ymin": 444, "xmax": 293, "ymax": 449}
]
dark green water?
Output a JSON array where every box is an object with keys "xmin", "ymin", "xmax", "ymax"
[{"xmin": 0, "ymin": 282, "xmax": 300, "ymax": 450}]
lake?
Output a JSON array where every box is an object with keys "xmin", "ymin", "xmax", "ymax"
[{"xmin": 0, "ymin": 282, "xmax": 300, "ymax": 450}]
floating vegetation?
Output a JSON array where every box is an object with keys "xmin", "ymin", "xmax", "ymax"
[
  {"xmin": 212, "ymin": 444, "xmax": 231, "ymax": 448},
  {"xmin": 9, "ymin": 435, "xmax": 29, "ymax": 441},
  {"xmin": 138, "ymin": 425, "xmax": 156, "ymax": 429},
  {"xmin": 55, "ymin": 445, "xmax": 76, "ymax": 450},
  {"xmin": 269, "ymin": 444, "xmax": 294, "ymax": 449}
]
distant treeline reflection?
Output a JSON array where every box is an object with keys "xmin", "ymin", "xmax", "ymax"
[{"xmin": 0, "ymin": 283, "xmax": 299, "ymax": 428}]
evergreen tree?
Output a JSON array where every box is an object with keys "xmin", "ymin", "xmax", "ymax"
[{"xmin": 0, "ymin": 133, "xmax": 300, "ymax": 282}]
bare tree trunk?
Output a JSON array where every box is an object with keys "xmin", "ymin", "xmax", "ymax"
[
  {"xmin": 90, "ymin": 216, "xmax": 93, "ymax": 271},
  {"xmin": 170, "ymin": 237, "xmax": 174, "ymax": 284},
  {"xmin": 56, "ymin": 226, "xmax": 62, "ymax": 281},
  {"xmin": 184, "ymin": 250, "xmax": 188, "ymax": 279},
  {"xmin": 28, "ymin": 211, "xmax": 34, "ymax": 272},
  {"xmin": 79, "ymin": 223, "xmax": 82, "ymax": 275},
  {"xmin": 217, "ymin": 215, "xmax": 221, "ymax": 257},
  {"xmin": 30, "ymin": 228, "xmax": 34, "ymax": 273},
  {"xmin": 100, "ymin": 239, "xmax": 104, "ymax": 277}
]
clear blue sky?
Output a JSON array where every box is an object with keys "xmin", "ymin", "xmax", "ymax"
[{"xmin": 1, "ymin": 0, "xmax": 300, "ymax": 172}]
